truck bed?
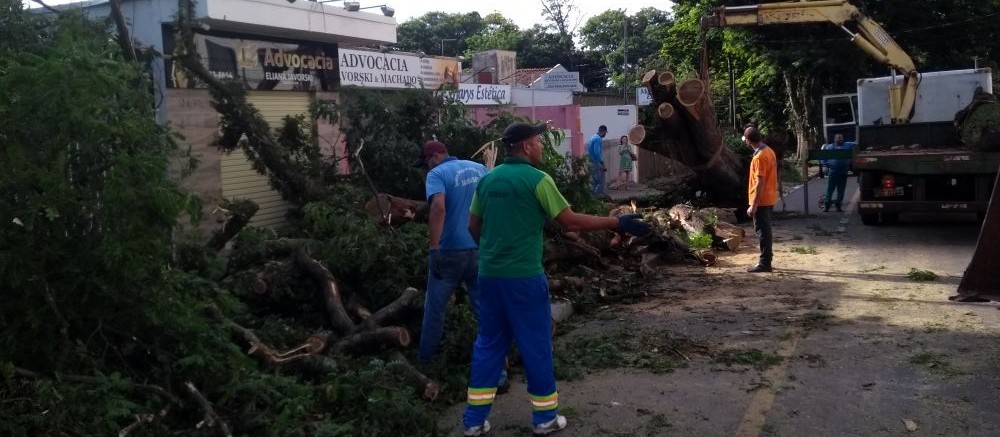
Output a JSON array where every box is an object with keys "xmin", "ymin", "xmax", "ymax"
[{"xmin": 854, "ymin": 148, "xmax": 1000, "ymax": 174}]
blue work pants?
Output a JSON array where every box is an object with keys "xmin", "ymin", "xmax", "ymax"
[
  {"xmin": 825, "ymin": 172, "xmax": 849, "ymax": 208},
  {"xmin": 463, "ymin": 275, "xmax": 558, "ymax": 428}
]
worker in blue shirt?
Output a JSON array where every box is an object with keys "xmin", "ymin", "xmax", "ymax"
[
  {"xmin": 823, "ymin": 134, "xmax": 855, "ymax": 212},
  {"xmin": 587, "ymin": 125, "xmax": 608, "ymax": 196}
]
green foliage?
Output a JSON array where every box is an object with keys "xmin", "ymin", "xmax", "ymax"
[
  {"xmin": 713, "ymin": 348, "xmax": 784, "ymax": 371},
  {"xmin": 907, "ymin": 268, "xmax": 938, "ymax": 282},
  {"xmin": 313, "ymin": 88, "xmax": 506, "ymax": 200},
  {"xmin": 687, "ymin": 231, "xmax": 714, "ymax": 250},
  {"xmin": 0, "ymin": 7, "xmax": 448, "ymax": 436},
  {"xmin": 465, "ymin": 12, "xmax": 522, "ymax": 54},
  {"xmin": 554, "ymin": 326, "xmax": 692, "ymax": 380},
  {"xmin": 537, "ymin": 129, "xmax": 606, "ymax": 215},
  {"xmin": 790, "ymin": 246, "xmax": 818, "ymax": 255},
  {"xmin": 394, "ymin": 11, "xmax": 486, "ymax": 56},
  {"xmin": 909, "ymin": 352, "xmax": 959, "ymax": 377},
  {"xmin": 300, "ymin": 199, "xmax": 429, "ymax": 309},
  {"xmin": 579, "ymin": 7, "xmax": 672, "ymax": 90}
]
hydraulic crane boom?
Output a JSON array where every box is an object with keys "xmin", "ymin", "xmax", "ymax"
[{"xmin": 702, "ymin": 0, "xmax": 918, "ymax": 124}]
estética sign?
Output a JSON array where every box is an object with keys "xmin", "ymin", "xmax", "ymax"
[
  {"xmin": 441, "ymin": 84, "xmax": 512, "ymax": 105},
  {"xmin": 338, "ymin": 48, "xmax": 459, "ymax": 90}
]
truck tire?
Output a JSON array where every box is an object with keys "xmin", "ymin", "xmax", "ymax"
[{"xmin": 860, "ymin": 212, "xmax": 879, "ymax": 225}]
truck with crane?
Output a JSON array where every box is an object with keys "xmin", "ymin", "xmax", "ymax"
[{"xmin": 703, "ymin": 0, "xmax": 1000, "ymax": 225}]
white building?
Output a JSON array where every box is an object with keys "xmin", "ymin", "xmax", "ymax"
[{"xmin": 58, "ymin": 0, "xmax": 398, "ymax": 230}]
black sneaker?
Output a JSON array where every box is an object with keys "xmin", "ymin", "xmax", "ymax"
[{"xmin": 747, "ymin": 264, "xmax": 773, "ymax": 273}]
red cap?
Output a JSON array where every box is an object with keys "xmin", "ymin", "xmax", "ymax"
[{"xmin": 421, "ymin": 140, "xmax": 448, "ymax": 159}]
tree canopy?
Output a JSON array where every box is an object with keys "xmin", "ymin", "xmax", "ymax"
[{"xmin": 397, "ymin": 0, "xmax": 1000, "ymax": 150}]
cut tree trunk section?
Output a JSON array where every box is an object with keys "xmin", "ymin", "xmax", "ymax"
[{"xmin": 632, "ymin": 70, "xmax": 748, "ymax": 208}]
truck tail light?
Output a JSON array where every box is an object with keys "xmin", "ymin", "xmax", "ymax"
[{"xmin": 881, "ymin": 175, "xmax": 895, "ymax": 190}]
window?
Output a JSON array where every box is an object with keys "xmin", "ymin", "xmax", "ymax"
[{"xmin": 825, "ymin": 96, "xmax": 855, "ymax": 124}]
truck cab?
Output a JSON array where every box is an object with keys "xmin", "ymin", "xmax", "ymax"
[{"xmin": 822, "ymin": 93, "xmax": 858, "ymax": 144}]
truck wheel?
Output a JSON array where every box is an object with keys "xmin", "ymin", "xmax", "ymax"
[
  {"xmin": 881, "ymin": 212, "xmax": 899, "ymax": 225},
  {"xmin": 860, "ymin": 212, "xmax": 879, "ymax": 225}
]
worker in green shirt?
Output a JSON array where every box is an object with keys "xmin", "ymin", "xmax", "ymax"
[{"xmin": 461, "ymin": 121, "xmax": 652, "ymax": 436}]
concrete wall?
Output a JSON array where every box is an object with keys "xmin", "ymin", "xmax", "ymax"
[
  {"xmin": 469, "ymin": 105, "xmax": 583, "ymax": 157},
  {"xmin": 580, "ymin": 105, "xmax": 639, "ymax": 185},
  {"xmin": 166, "ymin": 88, "xmax": 225, "ymax": 235},
  {"xmin": 511, "ymin": 88, "xmax": 573, "ymax": 107}
]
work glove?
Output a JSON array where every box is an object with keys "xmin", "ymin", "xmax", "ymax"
[
  {"xmin": 617, "ymin": 214, "xmax": 652, "ymax": 237},
  {"xmin": 429, "ymin": 249, "xmax": 444, "ymax": 280}
]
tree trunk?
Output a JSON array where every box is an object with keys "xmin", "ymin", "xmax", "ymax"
[
  {"xmin": 632, "ymin": 70, "xmax": 747, "ymax": 208},
  {"xmin": 784, "ymin": 72, "xmax": 821, "ymax": 169},
  {"xmin": 292, "ymin": 247, "xmax": 356, "ymax": 335},
  {"xmin": 206, "ymin": 200, "xmax": 259, "ymax": 252}
]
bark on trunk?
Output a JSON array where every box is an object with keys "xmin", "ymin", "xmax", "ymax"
[
  {"xmin": 365, "ymin": 194, "xmax": 428, "ymax": 226},
  {"xmin": 334, "ymin": 327, "xmax": 412, "ymax": 355},
  {"xmin": 207, "ymin": 200, "xmax": 259, "ymax": 252},
  {"xmin": 359, "ymin": 287, "xmax": 420, "ymax": 331},
  {"xmin": 387, "ymin": 351, "xmax": 439, "ymax": 401},
  {"xmin": 783, "ymin": 72, "xmax": 820, "ymax": 169},
  {"xmin": 632, "ymin": 70, "xmax": 747, "ymax": 207},
  {"xmin": 292, "ymin": 247, "xmax": 356, "ymax": 335}
]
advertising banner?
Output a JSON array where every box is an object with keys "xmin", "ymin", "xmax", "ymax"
[
  {"xmin": 338, "ymin": 49, "xmax": 460, "ymax": 89},
  {"xmin": 163, "ymin": 30, "xmax": 339, "ymax": 91},
  {"xmin": 636, "ymin": 87, "xmax": 653, "ymax": 105},
  {"xmin": 540, "ymin": 71, "xmax": 581, "ymax": 91},
  {"xmin": 442, "ymin": 84, "xmax": 512, "ymax": 105}
]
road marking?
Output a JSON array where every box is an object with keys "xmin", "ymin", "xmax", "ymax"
[{"xmin": 733, "ymin": 327, "xmax": 802, "ymax": 437}]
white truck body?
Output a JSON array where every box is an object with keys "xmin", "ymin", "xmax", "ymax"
[{"xmin": 856, "ymin": 68, "xmax": 993, "ymax": 126}]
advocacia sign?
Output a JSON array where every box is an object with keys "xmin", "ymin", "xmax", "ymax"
[
  {"xmin": 163, "ymin": 30, "xmax": 339, "ymax": 91},
  {"xmin": 338, "ymin": 49, "xmax": 460, "ymax": 90},
  {"xmin": 442, "ymin": 84, "xmax": 512, "ymax": 105}
]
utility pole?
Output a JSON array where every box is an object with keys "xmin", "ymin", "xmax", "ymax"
[{"xmin": 623, "ymin": 15, "xmax": 628, "ymax": 101}]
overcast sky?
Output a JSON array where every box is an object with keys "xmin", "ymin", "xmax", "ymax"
[
  {"xmin": 390, "ymin": 0, "xmax": 671, "ymax": 28},
  {"xmin": 31, "ymin": 0, "xmax": 672, "ymax": 29}
]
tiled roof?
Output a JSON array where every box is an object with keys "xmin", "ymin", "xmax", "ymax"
[{"xmin": 513, "ymin": 68, "xmax": 550, "ymax": 87}]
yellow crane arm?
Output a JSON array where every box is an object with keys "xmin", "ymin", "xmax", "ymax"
[{"xmin": 702, "ymin": 0, "xmax": 918, "ymax": 124}]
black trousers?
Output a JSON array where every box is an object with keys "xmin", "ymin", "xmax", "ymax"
[{"xmin": 753, "ymin": 205, "xmax": 774, "ymax": 266}]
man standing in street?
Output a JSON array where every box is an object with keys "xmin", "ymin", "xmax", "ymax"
[
  {"xmin": 823, "ymin": 133, "xmax": 854, "ymax": 212},
  {"xmin": 416, "ymin": 140, "xmax": 487, "ymax": 362},
  {"xmin": 744, "ymin": 126, "xmax": 778, "ymax": 273},
  {"xmin": 461, "ymin": 121, "xmax": 651, "ymax": 436},
  {"xmin": 587, "ymin": 125, "xmax": 608, "ymax": 197}
]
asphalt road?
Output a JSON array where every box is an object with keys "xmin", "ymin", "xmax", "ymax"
[{"xmin": 443, "ymin": 174, "xmax": 998, "ymax": 436}]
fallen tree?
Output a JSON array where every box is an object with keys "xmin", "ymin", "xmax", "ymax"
[{"xmin": 630, "ymin": 69, "xmax": 748, "ymax": 208}]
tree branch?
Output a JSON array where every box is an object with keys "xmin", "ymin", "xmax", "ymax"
[
  {"xmin": 109, "ymin": 0, "xmax": 137, "ymax": 62},
  {"xmin": 118, "ymin": 407, "xmax": 170, "ymax": 437},
  {"xmin": 358, "ymin": 287, "xmax": 420, "ymax": 331},
  {"xmin": 41, "ymin": 283, "xmax": 72, "ymax": 368},
  {"xmin": 13, "ymin": 367, "xmax": 180, "ymax": 406},
  {"xmin": 292, "ymin": 247, "xmax": 356, "ymax": 335},
  {"xmin": 206, "ymin": 199, "xmax": 259, "ymax": 252},
  {"xmin": 184, "ymin": 381, "xmax": 232, "ymax": 437},
  {"xmin": 30, "ymin": 0, "xmax": 61, "ymax": 14}
]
